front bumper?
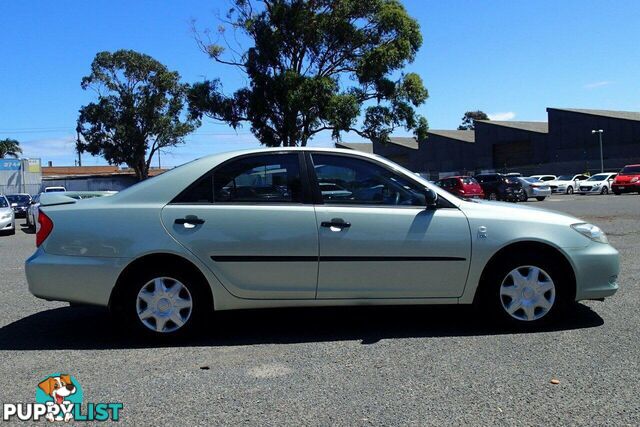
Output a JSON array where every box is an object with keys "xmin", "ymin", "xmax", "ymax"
[
  {"xmin": 611, "ymin": 183, "xmax": 640, "ymax": 193},
  {"xmin": 565, "ymin": 242, "xmax": 619, "ymax": 301},
  {"xmin": 578, "ymin": 185, "xmax": 605, "ymax": 194},
  {"xmin": 0, "ymin": 216, "xmax": 14, "ymax": 231},
  {"xmin": 26, "ymin": 247, "xmax": 129, "ymax": 306}
]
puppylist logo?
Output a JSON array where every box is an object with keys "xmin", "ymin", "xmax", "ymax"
[{"xmin": 2, "ymin": 373, "xmax": 123, "ymax": 422}]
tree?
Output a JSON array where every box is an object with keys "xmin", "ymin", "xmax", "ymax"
[
  {"xmin": 0, "ymin": 138, "xmax": 22, "ymax": 158},
  {"xmin": 189, "ymin": 0, "xmax": 429, "ymax": 147},
  {"xmin": 457, "ymin": 110, "xmax": 489, "ymax": 130},
  {"xmin": 77, "ymin": 50, "xmax": 199, "ymax": 180}
]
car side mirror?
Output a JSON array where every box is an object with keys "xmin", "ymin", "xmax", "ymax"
[{"xmin": 425, "ymin": 188, "xmax": 438, "ymax": 210}]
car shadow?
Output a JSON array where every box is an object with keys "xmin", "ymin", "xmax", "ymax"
[
  {"xmin": 0, "ymin": 303, "xmax": 603, "ymax": 350},
  {"xmin": 20, "ymin": 223, "xmax": 35, "ymax": 234}
]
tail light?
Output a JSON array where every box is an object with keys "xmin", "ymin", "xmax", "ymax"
[{"xmin": 36, "ymin": 211, "xmax": 53, "ymax": 247}]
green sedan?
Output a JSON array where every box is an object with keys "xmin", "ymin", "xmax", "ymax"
[{"xmin": 26, "ymin": 148, "xmax": 619, "ymax": 337}]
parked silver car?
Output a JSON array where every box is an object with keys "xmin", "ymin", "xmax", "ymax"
[
  {"xmin": 26, "ymin": 148, "xmax": 620, "ymax": 337},
  {"xmin": 0, "ymin": 195, "xmax": 15, "ymax": 235},
  {"xmin": 519, "ymin": 177, "xmax": 552, "ymax": 201}
]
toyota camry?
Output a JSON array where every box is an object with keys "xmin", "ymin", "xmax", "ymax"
[{"xmin": 26, "ymin": 148, "xmax": 619, "ymax": 337}]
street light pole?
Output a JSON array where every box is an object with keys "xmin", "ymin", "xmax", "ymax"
[{"xmin": 592, "ymin": 129, "xmax": 604, "ymax": 173}]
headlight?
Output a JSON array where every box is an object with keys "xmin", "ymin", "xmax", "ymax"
[
  {"xmin": 571, "ymin": 223, "xmax": 608, "ymax": 244},
  {"xmin": 1, "ymin": 213, "xmax": 11, "ymax": 220},
  {"xmin": 631, "ymin": 177, "xmax": 639, "ymax": 183}
]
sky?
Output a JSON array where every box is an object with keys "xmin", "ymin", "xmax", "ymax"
[{"xmin": 1, "ymin": 0, "xmax": 639, "ymax": 167}]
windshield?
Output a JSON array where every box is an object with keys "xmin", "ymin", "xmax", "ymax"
[
  {"xmin": 587, "ymin": 175, "xmax": 607, "ymax": 181},
  {"xmin": 557, "ymin": 175, "xmax": 573, "ymax": 181},
  {"xmin": 461, "ymin": 177, "xmax": 478, "ymax": 185},
  {"xmin": 621, "ymin": 165, "xmax": 640, "ymax": 174},
  {"xmin": 524, "ymin": 177, "xmax": 539, "ymax": 183},
  {"xmin": 6, "ymin": 195, "xmax": 30, "ymax": 204},
  {"xmin": 0, "ymin": 197, "xmax": 8, "ymax": 208}
]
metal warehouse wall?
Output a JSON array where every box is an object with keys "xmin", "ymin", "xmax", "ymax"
[
  {"xmin": 0, "ymin": 159, "xmax": 42, "ymax": 196},
  {"xmin": 41, "ymin": 175, "xmax": 138, "ymax": 192}
]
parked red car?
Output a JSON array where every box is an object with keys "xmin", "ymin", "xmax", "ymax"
[
  {"xmin": 612, "ymin": 164, "xmax": 640, "ymax": 195},
  {"xmin": 435, "ymin": 176, "xmax": 485, "ymax": 199}
]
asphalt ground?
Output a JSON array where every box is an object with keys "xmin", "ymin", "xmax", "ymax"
[{"xmin": 0, "ymin": 193, "xmax": 638, "ymax": 425}]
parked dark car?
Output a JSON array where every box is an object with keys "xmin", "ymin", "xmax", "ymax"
[
  {"xmin": 475, "ymin": 174, "xmax": 526, "ymax": 202},
  {"xmin": 435, "ymin": 176, "xmax": 484, "ymax": 199},
  {"xmin": 6, "ymin": 193, "xmax": 32, "ymax": 218}
]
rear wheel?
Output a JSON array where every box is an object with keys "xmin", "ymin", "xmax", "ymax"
[
  {"xmin": 479, "ymin": 253, "xmax": 569, "ymax": 326},
  {"xmin": 115, "ymin": 267, "xmax": 211, "ymax": 338},
  {"xmin": 535, "ymin": 196, "xmax": 546, "ymax": 201}
]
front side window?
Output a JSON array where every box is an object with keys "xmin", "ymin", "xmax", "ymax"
[
  {"xmin": 174, "ymin": 153, "xmax": 303, "ymax": 204},
  {"xmin": 311, "ymin": 154, "xmax": 425, "ymax": 206}
]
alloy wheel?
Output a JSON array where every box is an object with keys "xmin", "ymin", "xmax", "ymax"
[
  {"xmin": 567, "ymin": 186, "xmax": 573, "ymax": 194},
  {"xmin": 136, "ymin": 277, "xmax": 193, "ymax": 333},
  {"xmin": 601, "ymin": 187, "xmax": 608, "ymax": 195},
  {"xmin": 499, "ymin": 266, "xmax": 556, "ymax": 321},
  {"xmin": 489, "ymin": 193, "xmax": 497, "ymax": 201}
]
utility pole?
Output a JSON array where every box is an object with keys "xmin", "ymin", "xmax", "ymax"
[
  {"xmin": 591, "ymin": 129, "xmax": 604, "ymax": 173},
  {"xmin": 75, "ymin": 123, "xmax": 83, "ymax": 167}
]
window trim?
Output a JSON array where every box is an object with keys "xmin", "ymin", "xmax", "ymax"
[
  {"xmin": 305, "ymin": 151, "xmax": 456, "ymax": 209},
  {"xmin": 169, "ymin": 151, "xmax": 312, "ymax": 206}
]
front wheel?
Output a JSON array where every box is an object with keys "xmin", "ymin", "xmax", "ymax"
[
  {"xmin": 566, "ymin": 186, "xmax": 574, "ymax": 195},
  {"xmin": 600, "ymin": 187, "xmax": 609, "ymax": 195},
  {"xmin": 479, "ymin": 254, "xmax": 569, "ymax": 326},
  {"xmin": 535, "ymin": 196, "xmax": 546, "ymax": 201}
]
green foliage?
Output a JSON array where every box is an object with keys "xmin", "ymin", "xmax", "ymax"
[
  {"xmin": 189, "ymin": 0, "xmax": 429, "ymax": 146},
  {"xmin": 458, "ymin": 110, "xmax": 489, "ymax": 130},
  {"xmin": 0, "ymin": 138, "xmax": 22, "ymax": 159},
  {"xmin": 77, "ymin": 50, "xmax": 199, "ymax": 180}
]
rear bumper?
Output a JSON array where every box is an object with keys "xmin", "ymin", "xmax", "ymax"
[
  {"xmin": 530, "ymin": 188, "xmax": 551, "ymax": 197},
  {"xmin": 565, "ymin": 243, "xmax": 619, "ymax": 301},
  {"xmin": 26, "ymin": 247, "xmax": 128, "ymax": 306},
  {"xmin": 611, "ymin": 184, "xmax": 640, "ymax": 193}
]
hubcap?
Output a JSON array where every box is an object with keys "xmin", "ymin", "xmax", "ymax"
[
  {"xmin": 499, "ymin": 266, "xmax": 555, "ymax": 321},
  {"xmin": 136, "ymin": 277, "xmax": 193, "ymax": 333}
]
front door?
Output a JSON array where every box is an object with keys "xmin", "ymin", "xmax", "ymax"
[
  {"xmin": 161, "ymin": 153, "xmax": 318, "ymax": 299},
  {"xmin": 309, "ymin": 153, "xmax": 471, "ymax": 299}
]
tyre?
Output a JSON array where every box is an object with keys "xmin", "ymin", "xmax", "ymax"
[
  {"xmin": 600, "ymin": 187, "xmax": 608, "ymax": 195},
  {"xmin": 613, "ymin": 191, "xmax": 621, "ymax": 195},
  {"xmin": 115, "ymin": 266, "xmax": 211, "ymax": 338},
  {"xmin": 488, "ymin": 192, "xmax": 498, "ymax": 201},
  {"xmin": 478, "ymin": 253, "xmax": 569, "ymax": 327},
  {"xmin": 535, "ymin": 196, "xmax": 546, "ymax": 201},
  {"xmin": 566, "ymin": 186, "xmax": 573, "ymax": 194}
]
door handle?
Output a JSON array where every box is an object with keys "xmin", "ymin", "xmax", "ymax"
[
  {"xmin": 321, "ymin": 218, "xmax": 351, "ymax": 229},
  {"xmin": 175, "ymin": 217, "xmax": 205, "ymax": 226}
]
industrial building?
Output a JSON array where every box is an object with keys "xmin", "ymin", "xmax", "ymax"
[{"xmin": 337, "ymin": 108, "xmax": 640, "ymax": 178}]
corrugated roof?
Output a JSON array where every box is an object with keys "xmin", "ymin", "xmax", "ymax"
[
  {"xmin": 477, "ymin": 120, "xmax": 548, "ymax": 133},
  {"xmin": 427, "ymin": 130, "xmax": 475, "ymax": 143},
  {"xmin": 388, "ymin": 136, "xmax": 419, "ymax": 149},
  {"xmin": 548, "ymin": 108, "xmax": 640, "ymax": 121},
  {"xmin": 335, "ymin": 142, "xmax": 374, "ymax": 153}
]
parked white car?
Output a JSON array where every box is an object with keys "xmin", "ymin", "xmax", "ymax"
[
  {"xmin": 0, "ymin": 195, "xmax": 16, "ymax": 235},
  {"xmin": 529, "ymin": 175, "xmax": 557, "ymax": 182},
  {"xmin": 44, "ymin": 186, "xmax": 67, "ymax": 193},
  {"xmin": 577, "ymin": 173, "xmax": 618, "ymax": 195},
  {"xmin": 548, "ymin": 174, "xmax": 590, "ymax": 194}
]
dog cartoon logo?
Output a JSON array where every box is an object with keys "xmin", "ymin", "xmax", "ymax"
[{"xmin": 36, "ymin": 374, "xmax": 83, "ymax": 422}]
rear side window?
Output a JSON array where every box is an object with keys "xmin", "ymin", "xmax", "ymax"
[
  {"xmin": 461, "ymin": 177, "xmax": 477, "ymax": 185},
  {"xmin": 173, "ymin": 154, "xmax": 303, "ymax": 204}
]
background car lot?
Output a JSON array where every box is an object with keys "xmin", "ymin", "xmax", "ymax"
[{"xmin": 0, "ymin": 194, "xmax": 639, "ymax": 425}]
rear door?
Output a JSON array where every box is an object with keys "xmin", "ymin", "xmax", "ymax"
[
  {"xmin": 161, "ymin": 152, "xmax": 319, "ymax": 299},
  {"xmin": 309, "ymin": 152, "xmax": 471, "ymax": 299}
]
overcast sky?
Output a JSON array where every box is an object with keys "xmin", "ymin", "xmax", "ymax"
[{"xmin": 1, "ymin": 0, "xmax": 639, "ymax": 167}]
